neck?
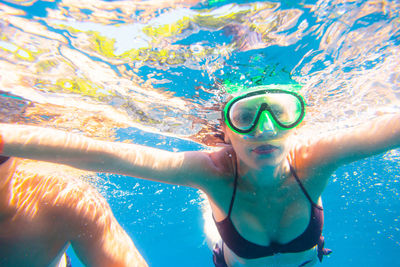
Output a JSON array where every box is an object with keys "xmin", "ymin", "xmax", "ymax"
[{"xmin": 237, "ymin": 157, "xmax": 289, "ymax": 189}]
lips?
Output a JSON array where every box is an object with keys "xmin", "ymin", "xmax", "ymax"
[{"xmin": 252, "ymin": 144, "xmax": 278, "ymax": 154}]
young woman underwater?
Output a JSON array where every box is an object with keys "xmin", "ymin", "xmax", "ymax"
[{"xmin": 1, "ymin": 84, "xmax": 400, "ymax": 267}]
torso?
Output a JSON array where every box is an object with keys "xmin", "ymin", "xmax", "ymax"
[
  {"xmin": 0, "ymin": 158, "xmax": 71, "ymax": 267},
  {"xmin": 205, "ymin": 146, "xmax": 330, "ymax": 265}
]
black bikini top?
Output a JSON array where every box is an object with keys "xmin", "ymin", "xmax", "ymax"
[{"xmin": 213, "ymin": 162, "xmax": 324, "ymax": 259}]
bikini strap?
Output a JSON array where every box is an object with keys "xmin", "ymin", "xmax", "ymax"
[
  {"xmin": 227, "ymin": 153, "xmax": 239, "ymax": 218},
  {"xmin": 289, "ymin": 164, "xmax": 323, "ymax": 210}
]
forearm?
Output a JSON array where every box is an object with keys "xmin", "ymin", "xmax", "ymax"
[
  {"xmin": 68, "ymin": 181, "xmax": 148, "ymax": 267},
  {"xmin": 304, "ymin": 114, "xmax": 400, "ymax": 170},
  {"xmin": 74, "ymin": 222, "xmax": 148, "ymax": 267},
  {"xmin": 0, "ymin": 123, "xmax": 110, "ymax": 170},
  {"xmin": 348, "ymin": 114, "xmax": 400, "ymax": 158},
  {"xmin": 98, "ymin": 223, "xmax": 148, "ymax": 267}
]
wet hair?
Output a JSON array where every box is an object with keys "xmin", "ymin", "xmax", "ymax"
[
  {"xmin": 188, "ymin": 98, "xmax": 229, "ymax": 146},
  {"xmin": 224, "ymin": 83, "xmax": 302, "ymax": 95}
]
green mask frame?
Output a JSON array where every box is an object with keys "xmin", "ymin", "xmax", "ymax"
[{"xmin": 223, "ymin": 88, "xmax": 306, "ymax": 134}]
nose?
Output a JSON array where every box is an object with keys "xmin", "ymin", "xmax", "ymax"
[{"xmin": 254, "ymin": 112, "xmax": 277, "ymax": 136}]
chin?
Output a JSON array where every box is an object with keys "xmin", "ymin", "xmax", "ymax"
[{"xmin": 247, "ymin": 149, "xmax": 285, "ymax": 167}]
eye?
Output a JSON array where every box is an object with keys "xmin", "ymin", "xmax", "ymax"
[
  {"xmin": 231, "ymin": 109, "xmax": 256, "ymax": 127},
  {"xmin": 234, "ymin": 111, "xmax": 253, "ymax": 123}
]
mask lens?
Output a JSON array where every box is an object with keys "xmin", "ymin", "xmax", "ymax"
[
  {"xmin": 229, "ymin": 96, "xmax": 260, "ymax": 131},
  {"xmin": 266, "ymin": 93, "xmax": 302, "ymax": 126}
]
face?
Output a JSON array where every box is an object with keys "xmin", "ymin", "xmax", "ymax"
[
  {"xmin": 224, "ymin": 119, "xmax": 292, "ymax": 169},
  {"xmin": 223, "ymin": 92, "xmax": 300, "ymax": 168}
]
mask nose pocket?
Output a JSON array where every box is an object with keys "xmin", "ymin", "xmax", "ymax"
[{"xmin": 255, "ymin": 112, "xmax": 277, "ymax": 135}]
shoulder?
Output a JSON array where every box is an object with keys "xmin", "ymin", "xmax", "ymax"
[
  {"xmin": 287, "ymin": 138, "xmax": 334, "ymax": 197},
  {"xmin": 51, "ymin": 175, "xmax": 111, "ymax": 228},
  {"xmin": 181, "ymin": 146, "xmax": 235, "ymax": 191},
  {"xmin": 17, "ymin": 160, "xmax": 109, "ymax": 227},
  {"xmin": 288, "ymin": 133, "xmax": 339, "ymax": 174},
  {"xmin": 204, "ymin": 145, "xmax": 236, "ymax": 177}
]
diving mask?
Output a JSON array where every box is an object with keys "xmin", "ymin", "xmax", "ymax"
[{"xmin": 223, "ymin": 89, "xmax": 305, "ymax": 134}]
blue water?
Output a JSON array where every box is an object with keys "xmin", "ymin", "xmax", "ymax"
[{"xmin": 1, "ymin": 0, "xmax": 399, "ymax": 266}]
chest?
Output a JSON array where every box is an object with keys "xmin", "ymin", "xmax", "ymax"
[
  {"xmin": 236, "ymin": 181, "xmax": 310, "ymax": 222},
  {"xmin": 210, "ymin": 175, "xmax": 315, "ymax": 244}
]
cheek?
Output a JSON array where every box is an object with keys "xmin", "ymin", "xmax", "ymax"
[
  {"xmin": 230, "ymin": 136, "xmax": 253, "ymax": 159},
  {"xmin": 226, "ymin": 133, "xmax": 245, "ymax": 150}
]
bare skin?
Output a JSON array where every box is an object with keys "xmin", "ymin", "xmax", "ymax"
[
  {"xmin": 1, "ymin": 113, "xmax": 400, "ymax": 266},
  {"xmin": 0, "ymin": 157, "xmax": 147, "ymax": 267}
]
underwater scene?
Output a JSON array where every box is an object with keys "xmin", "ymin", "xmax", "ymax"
[{"xmin": 0, "ymin": 0, "xmax": 399, "ymax": 266}]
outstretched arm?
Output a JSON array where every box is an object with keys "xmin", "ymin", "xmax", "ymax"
[
  {"xmin": 296, "ymin": 114, "xmax": 400, "ymax": 174},
  {"xmin": 290, "ymin": 114, "xmax": 400, "ymax": 197},
  {"xmin": 0, "ymin": 123, "xmax": 220, "ymax": 188}
]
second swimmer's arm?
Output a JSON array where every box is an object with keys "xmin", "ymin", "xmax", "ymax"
[{"xmin": 0, "ymin": 123, "xmax": 217, "ymax": 186}]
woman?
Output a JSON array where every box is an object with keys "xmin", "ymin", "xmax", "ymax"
[{"xmin": 1, "ymin": 84, "xmax": 399, "ymax": 266}]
